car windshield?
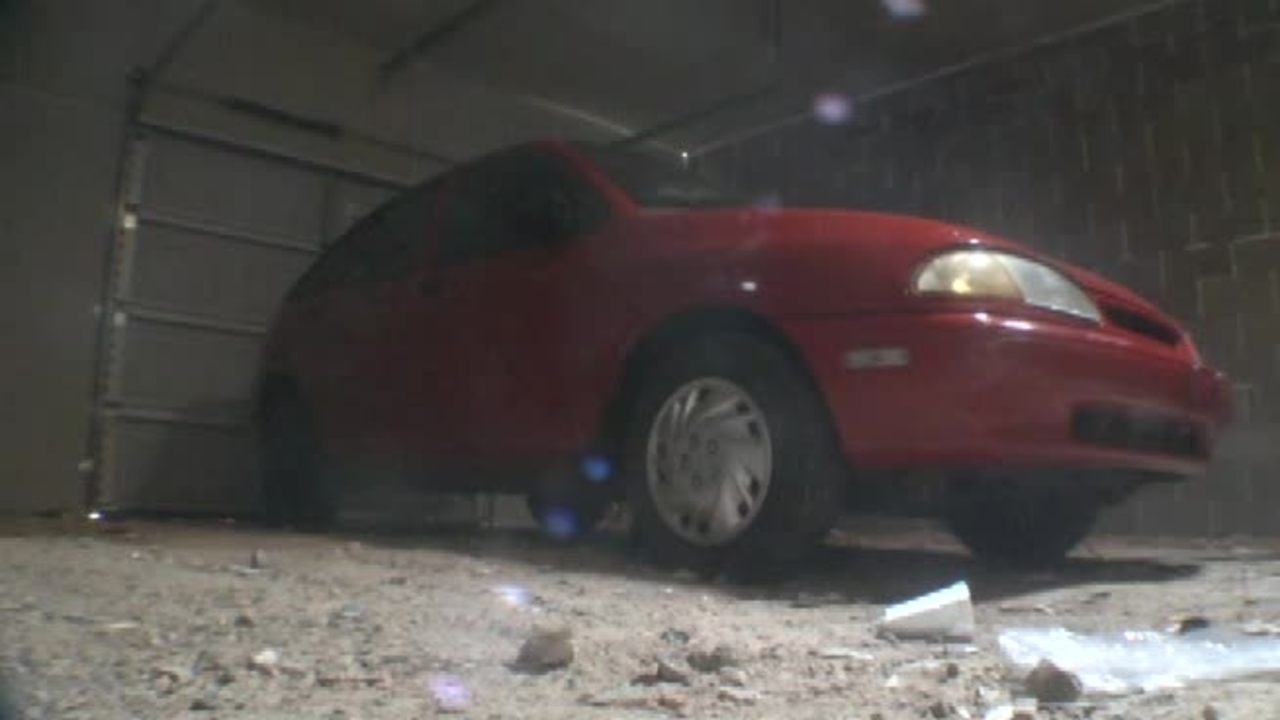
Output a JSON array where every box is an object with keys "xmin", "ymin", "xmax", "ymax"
[{"xmin": 578, "ymin": 145, "xmax": 747, "ymax": 209}]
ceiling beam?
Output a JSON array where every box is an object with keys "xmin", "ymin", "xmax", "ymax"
[
  {"xmin": 378, "ymin": 0, "xmax": 502, "ymax": 82},
  {"xmin": 140, "ymin": 0, "xmax": 221, "ymax": 90},
  {"xmin": 609, "ymin": 82, "xmax": 782, "ymax": 149},
  {"xmin": 612, "ymin": 0, "xmax": 784, "ymax": 149},
  {"xmin": 768, "ymin": 0, "xmax": 782, "ymax": 64}
]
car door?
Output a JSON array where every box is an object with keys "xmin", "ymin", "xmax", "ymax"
[
  {"xmin": 420, "ymin": 148, "xmax": 614, "ymax": 471},
  {"xmin": 279, "ymin": 224, "xmax": 388, "ymax": 450}
]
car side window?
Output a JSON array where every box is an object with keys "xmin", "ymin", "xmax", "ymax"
[
  {"xmin": 350, "ymin": 187, "xmax": 436, "ymax": 284},
  {"xmin": 289, "ymin": 181, "xmax": 439, "ymax": 301},
  {"xmin": 288, "ymin": 231, "xmax": 368, "ymax": 301},
  {"xmin": 437, "ymin": 149, "xmax": 610, "ymax": 266}
]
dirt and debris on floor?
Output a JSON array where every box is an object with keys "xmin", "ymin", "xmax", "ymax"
[{"xmin": 3, "ymin": 516, "xmax": 1280, "ymax": 719}]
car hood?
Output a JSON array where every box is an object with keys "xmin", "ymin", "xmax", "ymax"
[{"xmin": 626, "ymin": 206, "xmax": 1170, "ymax": 319}]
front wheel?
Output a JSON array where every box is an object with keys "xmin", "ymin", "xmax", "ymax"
[
  {"xmin": 945, "ymin": 480, "xmax": 1100, "ymax": 568},
  {"xmin": 622, "ymin": 333, "xmax": 846, "ymax": 575}
]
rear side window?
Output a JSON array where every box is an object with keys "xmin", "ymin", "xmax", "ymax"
[
  {"xmin": 437, "ymin": 148, "xmax": 610, "ymax": 265},
  {"xmin": 288, "ymin": 180, "xmax": 439, "ymax": 299}
]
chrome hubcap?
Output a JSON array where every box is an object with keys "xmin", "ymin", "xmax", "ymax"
[{"xmin": 645, "ymin": 378, "xmax": 773, "ymax": 546}]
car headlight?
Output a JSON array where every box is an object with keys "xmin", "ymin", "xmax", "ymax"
[{"xmin": 912, "ymin": 249, "xmax": 1101, "ymax": 322}]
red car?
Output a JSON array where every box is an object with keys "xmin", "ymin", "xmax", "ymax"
[{"xmin": 256, "ymin": 140, "xmax": 1232, "ymax": 569}]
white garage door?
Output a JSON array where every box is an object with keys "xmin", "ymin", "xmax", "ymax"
[{"xmin": 93, "ymin": 125, "xmax": 402, "ymax": 514}]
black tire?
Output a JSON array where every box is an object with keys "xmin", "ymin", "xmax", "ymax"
[
  {"xmin": 945, "ymin": 480, "xmax": 1099, "ymax": 568},
  {"xmin": 526, "ymin": 462, "xmax": 616, "ymax": 540},
  {"xmin": 622, "ymin": 332, "xmax": 846, "ymax": 576},
  {"xmin": 257, "ymin": 386, "xmax": 338, "ymax": 531}
]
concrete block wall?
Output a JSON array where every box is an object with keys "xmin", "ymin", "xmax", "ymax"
[{"xmin": 701, "ymin": 0, "xmax": 1280, "ymax": 536}]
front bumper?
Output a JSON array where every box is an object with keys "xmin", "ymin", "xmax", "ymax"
[{"xmin": 784, "ymin": 311, "xmax": 1232, "ymax": 478}]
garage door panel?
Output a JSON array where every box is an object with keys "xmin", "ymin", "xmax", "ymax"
[
  {"xmin": 141, "ymin": 135, "xmax": 327, "ymax": 243},
  {"xmin": 102, "ymin": 417, "xmax": 260, "ymax": 512},
  {"xmin": 94, "ymin": 128, "xmax": 413, "ymax": 513},
  {"xmin": 130, "ymin": 221, "xmax": 314, "ymax": 323},
  {"xmin": 114, "ymin": 319, "xmax": 262, "ymax": 411}
]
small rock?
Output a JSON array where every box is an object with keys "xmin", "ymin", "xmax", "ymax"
[
  {"xmin": 717, "ymin": 687, "xmax": 760, "ymax": 705},
  {"xmin": 233, "ymin": 612, "xmax": 255, "ymax": 628},
  {"xmin": 189, "ymin": 696, "xmax": 217, "ymax": 711},
  {"xmin": 1168, "ymin": 615, "xmax": 1211, "ymax": 635},
  {"xmin": 250, "ymin": 648, "xmax": 281, "ymax": 675},
  {"xmin": 387, "ymin": 575, "xmax": 409, "ymax": 586},
  {"xmin": 634, "ymin": 659, "xmax": 692, "ymax": 686},
  {"xmin": 657, "ymin": 659, "xmax": 692, "ymax": 685},
  {"xmin": 1203, "ymin": 705, "xmax": 1220, "ymax": 720},
  {"xmin": 330, "ymin": 604, "xmax": 364, "ymax": 624},
  {"xmin": 929, "ymin": 700, "xmax": 956, "ymax": 718},
  {"xmin": 1025, "ymin": 659, "xmax": 1082, "ymax": 704},
  {"xmin": 660, "ymin": 628, "xmax": 691, "ymax": 645},
  {"xmin": 943, "ymin": 662, "xmax": 960, "ymax": 681},
  {"xmin": 514, "ymin": 627, "xmax": 574, "ymax": 673},
  {"xmin": 718, "ymin": 667, "xmax": 748, "ymax": 687},
  {"xmin": 814, "ymin": 647, "xmax": 874, "ymax": 661},
  {"xmin": 687, "ymin": 644, "xmax": 740, "ymax": 673},
  {"xmin": 151, "ymin": 665, "xmax": 190, "ymax": 686},
  {"xmin": 249, "ymin": 548, "xmax": 268, "ymax": 569}
]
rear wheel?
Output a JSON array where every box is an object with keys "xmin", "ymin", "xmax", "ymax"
[
  {"xmin": 622, "ymin": 333, "xmax": 845, "ymax": 575},
  {"xmin": 257, "ymin": 386, "xmax": 338, "ymax": 531},
  {"xmin": 945, "ymin": 479, "xmax": 1100, "ymax": 568}
]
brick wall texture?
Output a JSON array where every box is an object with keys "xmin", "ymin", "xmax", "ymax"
[{"xmin": 701, "ymin": 0, "xmax": 1280, "ymax": 537}]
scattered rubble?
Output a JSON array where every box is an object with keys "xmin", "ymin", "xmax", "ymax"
[
  {"xmin": 813, "ymin": 647, "xmax": 874, "ymax": 661},
  {"xmin": 687, "ymin": 643, "xmax": 741, "ymax": 673},
  {"xmin": 6, "ymin": 522, "xmax": 1280, "ymax": 718},
  {"xmin": 188, "ymin": 696, "xmax": 217, "ymax": 712},
  {"xmin": 635, "ymin": 659, "xmax": 692, "ymax": 686},
  {"xmin": 718, "ymin": 667, "xmax": 749, "ymax": 687},
  {"xmin": 928, "ymin": 699, "xmax": 957, "ymax": 718},
  {"xmin": 660, "ymin": 628, "xmax": 691, "ymax": 645},
  {"xmin": 717, "ymin": 687, "xmax": 761, "ymax": 705},
  {"xmin": 1240, "ymin": 621, "xmax": 1280, "ymax": 636}
]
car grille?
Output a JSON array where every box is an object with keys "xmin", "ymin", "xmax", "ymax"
[
  {"xmin": 1102, "ymin": 302, "xmax": 1182, "ymax": 346},
  {"xmin": 1071, "ymin": 405, "xmax": 1206, "ymax": 459}
]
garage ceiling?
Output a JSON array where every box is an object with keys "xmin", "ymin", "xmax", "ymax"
[{"xmin": 148, "ymin": 0, "xmax": 1164, "ymax": 169}]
